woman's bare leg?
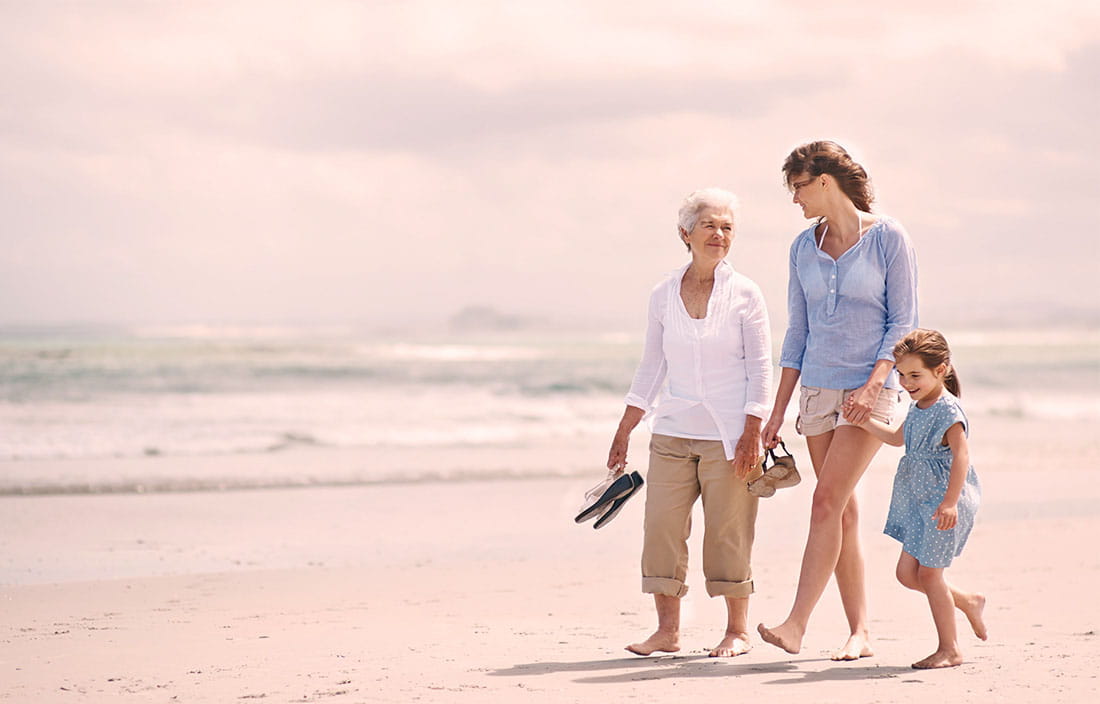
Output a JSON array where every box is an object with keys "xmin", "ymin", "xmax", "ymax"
[
  {"xmin": 626, "ymin": 594, "xmax": 681, "ymax": 655},
  {"xmin": 799, "ymin": 432, "xmax": 873, "ymax": 658},
  {"xmin": 758, "ymin": 426, "xmax": 882, "ymax": 654},
  {"xmin": 710, "ymin": 596, "xmax": 752, "ymax": 657},
  {"xmin": 831, "ymin": 485, "xmax": 875, "ymax": 659}
]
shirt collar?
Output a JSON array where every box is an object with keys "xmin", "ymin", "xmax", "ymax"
[{"xmin": 677, "ymin": 258, "xmax": 734, "ymax": 279}]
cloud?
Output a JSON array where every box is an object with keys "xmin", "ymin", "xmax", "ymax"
[{"xmin": 0, "ymin": 1, "xmax": 1096, "ymax": 326}]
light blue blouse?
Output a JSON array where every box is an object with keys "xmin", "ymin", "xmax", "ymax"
[{"xmin": 778, "ymin": 216, "xmax": 918, "ymax": 390}]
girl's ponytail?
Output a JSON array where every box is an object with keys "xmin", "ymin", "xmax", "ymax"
[
  {"xmin": 943, "ymin": 364, "xmax": 961, "ymax": 398},
  {"xmin": 894, "ymin": 328, "xmax": 961, "ymax": 398}
]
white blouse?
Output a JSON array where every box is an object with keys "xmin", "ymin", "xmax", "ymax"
[{"xmin": 625, "ymin": 260, "xmax": 772, "ymax": 460}]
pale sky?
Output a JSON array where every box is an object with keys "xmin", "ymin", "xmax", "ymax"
[{"xmin": 2, "ymin": 1, "xmax": 1097, "ymax": 332}]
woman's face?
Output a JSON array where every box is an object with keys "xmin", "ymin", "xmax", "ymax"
[
  {"xmin": 789, "ymin": 171, "xmax": 825, "ymax": 219},
  {"xmin": 681, "ymin": 206, "xmax": 734, "ymax": 261}
]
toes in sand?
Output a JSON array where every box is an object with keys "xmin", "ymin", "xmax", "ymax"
[
  {"xmin": 912, "ymin": 649, "xmax": 963, "ymax": 669},
  {"xmin": 831, "ymin": 633, "xmax": 874, "ymax": 661},
  {"xmin": 625, "ymin": 632, "xmax": 680, "ymax": 656},
  {"xmin": 709, "ymin": 633, "xmax": 752, "ymax": 658}
]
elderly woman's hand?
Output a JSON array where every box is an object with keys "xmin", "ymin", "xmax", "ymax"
[
  {"xmin": 607, "ymin": 429, "xmax": 630, "ymax": 472},
  {"xmin": 607, "ymin": 406, "xmax": 645, "ymax": 472},
  {"xmin": 732, "ymin": 416, "xmax": 763, "ymax": 479}
]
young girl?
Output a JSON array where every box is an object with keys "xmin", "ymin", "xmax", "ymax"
[{"xmin": 855, "ymin": 328, "xmax": 986, "ymax": 669}]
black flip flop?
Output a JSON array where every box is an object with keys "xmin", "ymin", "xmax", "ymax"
[
  {"xmin": 574, "ymin": 471, "xmax": 637, "ymax": 523},
  {"xmin": 593, "ymin": 472, "xmax": 645, "ymax": 529}
]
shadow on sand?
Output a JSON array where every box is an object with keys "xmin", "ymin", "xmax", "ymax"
[{"xmin": 490, "ymin": 654, "xmax": 910, "ymax": 685}]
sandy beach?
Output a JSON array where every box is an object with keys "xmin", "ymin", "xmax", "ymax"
[
  {"xmin": 3, "ymin": 1, "xmax": 1097, "ymax": 701},
  {"xmin": 2, "ymin": 414, "xmax": 1099, "ymax": 703}
]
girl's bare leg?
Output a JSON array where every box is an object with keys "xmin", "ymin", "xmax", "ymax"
[
  {"xmin": 896, "ymin": 552, "xmax": 988, "ymax": 641},
  {"xmin": 912, "ymin": 565, "xmax": 964, "ymax": 669},
  {"xmin": 758, "ymin": 426, "xmax": 882, "ymax": 654}
]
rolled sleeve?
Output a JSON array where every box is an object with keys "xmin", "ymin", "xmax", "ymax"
[
  {"xmin": 741, "ymin": 283, "xmax": 772, "ymax": 419},
  {"xmin": 779, "ymin": 239, "xmax": 808, "ymax": 370},
  {"xmin": 875, "ymin": 223, "xmax": 920, "ymax": 362},
  {"xmin": 624, "ymin": 288, "xmax": 667, "ymax": 416}
]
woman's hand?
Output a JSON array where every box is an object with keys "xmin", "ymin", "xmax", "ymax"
[
  {"xmin": 607, "ymin": 406, "xmax": 645, "ymax": 472},
  {"xmin": 762, "ymin": 412, "xmax": 784, "ymax": 450},
  {"xmin": 841, "ymin": 381, "xmax": 883, "ymax": 425},
  {"xmin": 933, "ymin": 502, "xmax": 958, "ymax": 530},
  {"xmin": 732, "ymin": 419, "xmax": 763, "ymax": 479},
  {"xmin": 607, "ymin": 429, "xmax": 630, "ymax": 472}
]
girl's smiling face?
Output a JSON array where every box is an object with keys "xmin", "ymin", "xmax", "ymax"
[{"xmin": 896, "ymin": 353, "xmax": 948, "ymax": 407}]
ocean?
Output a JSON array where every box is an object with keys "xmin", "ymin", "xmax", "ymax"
[{"xmin": 1, "ymin": 325, "xmax": 1097, "ymax": 494}]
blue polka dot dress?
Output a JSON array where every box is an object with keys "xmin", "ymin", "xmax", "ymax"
[{"xmin": 884, "ymin": 392, "xmax": 981, "ymax": 568}]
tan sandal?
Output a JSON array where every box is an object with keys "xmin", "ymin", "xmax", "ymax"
[{"xmin": 747, "ymin": 441, "xmax": 801, "ymax": 498}]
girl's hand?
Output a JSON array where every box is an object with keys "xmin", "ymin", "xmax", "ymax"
[
  {"xmin": 607, "ymin": 431, "xmax": 630, "ymax": 472},
  {"xmin": 762, "ymin": 412, "xmax": 783, "ymax": 450},
  {"xmin": 933, "ymin": 502, "xmax": 958, "ymax": 530},
  {"xmin": 842, "ymin": 382, "xmax": 883, "ymax": 425}
]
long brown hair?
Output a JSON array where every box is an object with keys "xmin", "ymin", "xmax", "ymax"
[
  {"xmin": 782, "ymin": 140, "xmax": 874, "ymax": 212},
  {"xmin": 893, "ymin": 328, "xmax": 961, "ymax": 397}
]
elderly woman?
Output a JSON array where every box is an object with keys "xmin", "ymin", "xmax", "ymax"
[
  {"xmin": 758, "ymin": 141, "xmax": 919, "ymax": 660},
  {"xmin": 607, "ymin": 187, "xmax": 772, "ymax": 658}
]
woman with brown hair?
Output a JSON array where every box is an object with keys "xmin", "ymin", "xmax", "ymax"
[{"xmin": 757, "ymin": 141, "xmax": 919, "ymax": 659}]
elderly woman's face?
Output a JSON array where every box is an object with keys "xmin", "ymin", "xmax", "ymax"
[{"xmin": 682, "ymin": 206, "xmax": 734, "ymax": 259}]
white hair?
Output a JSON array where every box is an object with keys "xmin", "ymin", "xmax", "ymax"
[{"xmin": 677, "ymin": 187, "xmax": 740, "ymax": 240}]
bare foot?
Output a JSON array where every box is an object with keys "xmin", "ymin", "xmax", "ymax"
[
  {"xmin": 831, "ymin": 632, "xmax": 874, "ymax": 661},
  {"xmin": 625, "ymin": 631, "xmax": 680, "ymax": 656},
  {"xmin": 961, "ymin": 593, "xmax": 988, "ymax": 641},
  {"xmin": 912, "ymin": 648, "xmax": 963, "ymax": 669},
  {"xmin": 757, "ymin": 622, "xmax": 802, "ymax": 655},
  {"xmin": 709, "ymin": 632, "xmax": 752, "ymax": 658}
]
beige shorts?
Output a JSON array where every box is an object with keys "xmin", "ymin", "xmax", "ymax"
[
  {"xmin": 795, "ymin": 385, "xmax": 901, "ymax": 437},
  {"xmin": 641, "ymin": 434, "xmax": 758, "ymax": 599}
]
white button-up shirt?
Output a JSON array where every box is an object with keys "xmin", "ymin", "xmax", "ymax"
[{"xmin": 625, "ymin": 260, "xmax": 772, "ymax": 460}]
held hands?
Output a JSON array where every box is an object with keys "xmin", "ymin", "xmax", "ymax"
[
  {"xmin": 933, "ymin": 502, "xmax": 958, "ymax": 531},
  {"xmin": 841, "ymin": 382, "xmax": 883, "ymax": 425}
]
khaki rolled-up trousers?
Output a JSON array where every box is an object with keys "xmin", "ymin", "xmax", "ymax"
[{"xmin": 641, "ymin": 433, "xmax": 758, "ymax": 599}]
